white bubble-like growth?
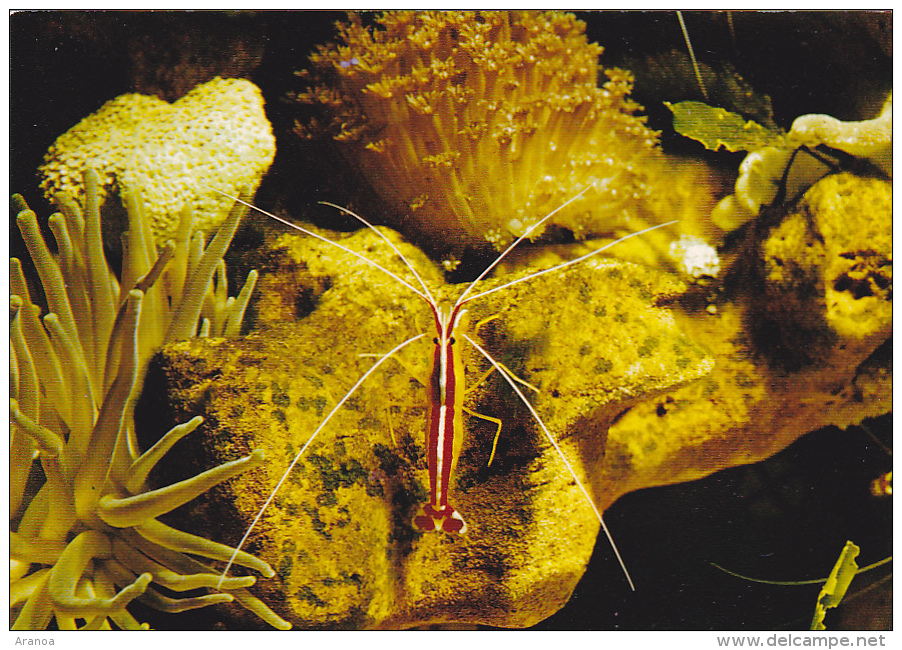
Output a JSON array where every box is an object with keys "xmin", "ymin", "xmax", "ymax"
[{"xmin": 670, "ymin": 234, "xmax": 720, "ymax": 279}]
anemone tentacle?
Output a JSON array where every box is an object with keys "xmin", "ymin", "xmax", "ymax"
[{"xmin": 10, "ymin": 169, "xmax": 288, "ymax": 630}]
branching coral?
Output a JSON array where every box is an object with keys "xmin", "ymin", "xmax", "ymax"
[
  {"xmin": 38, "ymin": 77, "xmax": 276, "ymax": 246},
  {"xmin": 9, "ymin": 169, "xmax": 289, "ymax": 630},
  {"xmin": 675, "ymin": 92, "xmax": 894, "ymax": 231},
  {"xmin": 294, "ymin": 11, "xmax": 709, "ymax": 259}
]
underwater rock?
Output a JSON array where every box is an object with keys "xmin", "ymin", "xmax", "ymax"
[
  {"xmin": 622, "ymin": 49, "xmax": 778, "ymax": 129},
  {"xmin": 608, "ymin": 172, "xmax": 891, "ymax": 496},
  {"xmin": 149, "ymin": 172, "xmax": 890, "ymax": 630},
  {"xmin": 293, "ymin": 11, "xmax": 714, "ymax": 259},
  {"xmin": 753, "ymin": 173, "xmax": 892, "ymax": 359},
  {"xmin": 39, "ymin": 77, "xmax": 276, "ymax": 246},
  {"xmin": 124, "ymin": 12, "xmax": 267, "ymax": 101},
  {"xmin": 148, "ymin": 225, "xmax": 714, "ymax": 629}
]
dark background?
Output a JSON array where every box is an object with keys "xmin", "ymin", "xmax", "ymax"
[{"xmin": 9, "ymin": 10, "xmax": 892, "ymax": 630}]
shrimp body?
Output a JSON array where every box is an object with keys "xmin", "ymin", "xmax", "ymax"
[
  {"xmin": 209, "ymin": 184, "xmax": 676, "ymax": 593},
  {"xmin": 415, "ymin": 303, "xmax": 469, "ymax": 534}
]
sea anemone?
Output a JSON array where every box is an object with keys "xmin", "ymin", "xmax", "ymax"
[
  {"xmin": 9, "ymin": 169, "xmax": 289, "ymax": 630},
  {"xmin": 294, "ymin": 10, "xmax": 701, "ymax": 259}
]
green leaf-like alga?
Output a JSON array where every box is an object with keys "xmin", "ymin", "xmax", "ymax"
[
  {"xmin": 666, "ymin": 101, "xmax": 784, "ymax": 153},
  {"xmin": 811, "ymin": 540, "xmax": 860, "ymax": 630}
]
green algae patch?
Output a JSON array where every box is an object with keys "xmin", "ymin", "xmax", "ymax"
[
  {"xmin": 667, "ymin": 100, "xmax": 784, "ymax": 153},
  {"xmin": 811, "ymin": 541, "xmax": 861, "ymax": 630}
]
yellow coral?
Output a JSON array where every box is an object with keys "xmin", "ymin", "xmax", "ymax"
[
  {"xmin": 39, "ymin": 77, "xmax": 276, "ymax": 245},
  {"xmin": 10, "ymin": 170, "xmax": 288, "ymax": 630},
  {"xmin": 295, "ymin": 11, "xmax": 694, "ymax": 256},
  {"xmin": 790, "ymin": 93, "xmax": 892, "ymax": 170},
  {"xmin": 148, "ymin": 172, "xmax": 889, "ymax": 629}
]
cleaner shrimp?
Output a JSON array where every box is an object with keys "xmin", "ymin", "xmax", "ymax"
[{"xmin": 200, "ymin": 183, "xmax": 682, "ymax": 623}]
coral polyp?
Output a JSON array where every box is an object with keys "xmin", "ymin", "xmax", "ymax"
[
  {"xmin": 9, "ymin": 170, "xmax": 289, "ymax": 630},
  {"xmin": 294, "ymin": 11, "xmax": 698, "ymax": 258}
]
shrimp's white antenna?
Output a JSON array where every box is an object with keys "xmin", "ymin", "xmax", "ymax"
[
  {"xmin": 677, "ymin": 11, "xmax": 709, "ymax": 101},
  {"xmin": 202, "ymin": 185, "xmax": 432, "ymax": 304},
  {"xmin": 465, "ymin": 220, "xmax": 678, "ymax": 306},
  {"xmin": 463, "ymin": 332, "xmax": 636, "ymax": 591}
]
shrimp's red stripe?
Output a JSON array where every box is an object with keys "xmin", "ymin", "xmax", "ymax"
[
  {"xmin": 413, "ymin": 304, "xmax": 467, "ymax": 534},
  {"xmin": 438, "ymin": 324, "xmax": 458, "ymax": 507},
  {"xmin": 426, "ymin": 336, "xmax": 442, "ymax": 506}
]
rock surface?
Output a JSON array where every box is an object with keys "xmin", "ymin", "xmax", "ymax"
[
  {"xmin": 608, "ymin": 173, "xmax": 891, "ymax": 498},
  {"xmin": 145, "ymin": 172, "xmax": 890, "ymax": 629},
  {"xmin": 147, "ymin": 225, "xmax": 712, "ymax": 628}
]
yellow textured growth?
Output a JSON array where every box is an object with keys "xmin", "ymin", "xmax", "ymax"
[
  {"xmin": 761, "ymin": 173, "xmax": 892, "ymax": 344},
  {"xmin": 295, "ymin": 11, "xmax": 709, "ymax": 256},
  {"xmin": 609, "ymin": 173, "xmax": 892, "ymax": 498},
  {"xmin": 39, "ymin": 77, "xmax": 276, "ymax": 245}
]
